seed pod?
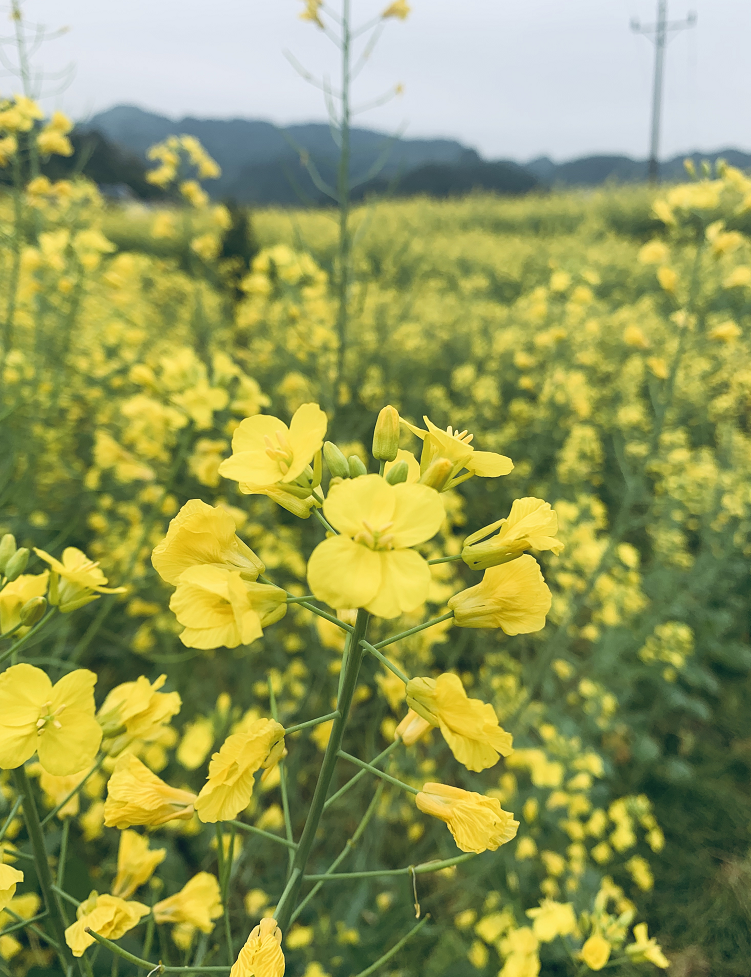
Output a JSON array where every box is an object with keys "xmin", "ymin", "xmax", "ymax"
[
  {"xmin": 385, "ymin": 460, "xmax": 409, "ymax": 485},
  {"xmin": 4, "ymin": 547, "xmax": 29, "ymax": 582},
  {"xmin": 372, "ymin": 405, "xmax": 400, "ymax": 462},
  {"xmin": 323, "ymin": 441, "xmax": 349, "ymax": 479},
  {"xmin": 0, "ymin": 533, "xmax": 16, "ymax": 574},
  {"xmin": 348, "ymin": 455, "xmax": 368, "ymax": 478},
  {"xmin": 20, "ymin": 596, "xmax": 47, "ymax": 627}
]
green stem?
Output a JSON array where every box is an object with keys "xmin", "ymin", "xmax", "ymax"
[
  {"xmin": 373, "ymin": 611, "xmax": 454, "ymax": 650},
  {"xmin": 284, "ymin": 594, "xmax": 316, "ymax": 604},
  {"xmin": 427, "ymin": 555, "xmax": 463, "ymax": 565},
  {"xmin": 227, "ymin": 820, "xmax": 297, "ymax": 850},
  {"xmin": 336, "ymin": 751, "xmax": 418, "ymax": 794},
  {"xmin": 312, "ymin": 507, "xmax": 338, "ymax": 535},
  {"xmin": 305, "ymin": 852, "xmax": 475, "ymax": 881},
  {"xmin": 86, "ymin": 929, "xmax": 233, "ymax": 973},
  {"xmin": 0, "ymin": 911, "xmax": 48, "ymax": 938},
  {"xmin": 360, "ymin": 639, "xmax": 409, "ymax": 683},
  {"xmin": 322, "ymin": 740, "xmax": 400, "ymax": 812},
  {"xmin": 268, "ymin": 677, "xmax": 294, "ymax": 870},
  {"xmin": 0, "ymin": 608, "xmax": 56, "ymax": 666},
  {"xmin": 351, "ymin": 914, "xmax": 431, "ymax": 977},
  {"xmin": 284, "ymin": 711, "xmax": 340, "ymax": 735},
  {"xmin": 57, "ymin": 818, "xmax": 70, "ymax": 888},
  {"xmin": 274, "ymin": 608, "xmax": 369, "ymax": 930},
  {"xmin": 13, "ymin": 766, "xmax": 75, "ymax": 975},
  {"xmin": 296, "ymin": 601, "xmax": 354, "ymax": 632},
  {"xmin": 0, "ymin": 796, "xmax": 22, "ymax": 842}
]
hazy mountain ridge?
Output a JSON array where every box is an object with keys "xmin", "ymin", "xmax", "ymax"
[{"xmin": 79, "ymin": 104, "xmax": 751, "ymax": 204}]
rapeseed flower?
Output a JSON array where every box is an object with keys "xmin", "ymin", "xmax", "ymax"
[
  {"xmin": 299, "ymin": 0, "xmax": 324, "ymax": 27},
  {"xmin": 0, "ymin": 571, "xmax": 48, "ymax": 635},
  {"xmin": 448, "ymin": 555, "xmax": 551, "ymax": 633},
  {"xmin": 580, "ymin": 934, "xmax": 611, "ymax": 970},
  {"xmin": 405, "ymin": 672, "xmax": 512, "ymax": 771},
  {"xmin": 219, "ymin": 403, "xmax": 327, "ymax": 488},
  {"xmin": 34, "ymin": 547, "xmax": 125, "ymax": 613},
  {"xmin": 111, "ymin": 830, "xmax": 166, "ymax": 899},
  {"xmin": 195, "ymin": 719, "xmax": 286, "ymax": 822},
  {"xmin": 230, "ymin": 917, "xmax": 285, "ymax": 977},
  {"xmin": 152, "ymin": 500, "xmax": 264, "ymax": 585},
  {"xmin": 625, "ymin": 923, "xmax": 669, "ymax": 968},
  {"xmin": 415, "ymin": 783, "xmax": 518, "ymax": 853},
  {"xmin": 103, "ymin": 753, "xmax": 197, "ymax": 828},
  {"xmin": 0, "ymin": 664, "xmax": 101, "ymax": 775},
  {"xmin": 169, "ymin": 566, "xmax": 286, "ymax": 649},
  {"xmin": 526, "ymin": 899, "xmax": 577, "ymax": 942},
  {"xmin": 462, "ymin": 498, "xmax": 563, "ymax": 570},
  {"xmin": 152, "ymin": 872, "xmax": 222, "ymax": 933},
  {"xmin": 64, "ymin": 891, "xmax": 148, "ymax": 957},
  {"xmin": 383, "ymin": 0, "xmax": 410, "ymax": 17},
  {"xmin": 0, "ymin": 866, "xmax": 23, "ymax": 912},
  {"xmin": 401, "ymin": 414, "xmax": 513, "ymax": 488},
  {"xmin": 308, "ymin": 474, "xmax": 444, "ymax": 618},
  {"xmin": 394, "ymin": 709, "xmax": 431, "ymax": 745},
  {"xmin": 98, "ymin": 674, "xmax": 181, "ymax": 754}
]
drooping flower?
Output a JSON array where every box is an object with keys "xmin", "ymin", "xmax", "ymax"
[
  {"xmin": 196, "ymin": 719, "xmax": 286, "ymax": 823},
  {"xmin": 97, "ymin": 674, "xmax": 182, "ymax": 755},
  {"xmin": 34, "ymin": 547, "xmax": 125, "ymax": 613},
  {"xmin": 111, "ymin": 830, "xmax": 166, "ymax": 899},
  {"xmin": 64, "ymin": 891, "xmax": 149, "ymax": 957},
  {"xmin": 0, "ymin": 664, "xmax": 102, "ymax": 776},
  {"xmin": 625, "ymin": 923, "xmax": 669, "ymax": 968},
  {"xmin": 448, "ymin": 555, "xmax": 551, "ymax": 634},
  {"xmin": 152, "ymin": 872, "xmax": 222, "ymax": 933},
  {"xmin": 169, "ymin": 566, "xmax": 286, "ymax": 649},
  {"xmin": 415, "ymin": 783, "xmax": 519, "ymax": 853},
  {"xmin": 0, "ymin": 866, "xmax": 23, "ymax": 912},
  {"xmin": 526, "ymin": 899, "xmax": 577, "ymax": 942},
  {"xmin": 401, "ymin": 414, "xmax": 513, "ymax": 489},
  {"xmin": 230, "ymin": 917, "xmax": 285, "ymax": 977},
  {"xmin": 461, "ymin": 498, "xmax": 563, "ymax": 570},
  {"xmin": 103, "ymin": 753, "xmax": 197, "ymax": 829},
  {"xmin": 0, "ymin": 571, "xmax": 48, "ymax": 635},
  {"xmin": 394, "ymin": 709, "xmax": 431, "ymax": 745},
  {"xmin": 219, "ymin": 403, "xmax": 327, "ymax": 489},
  {"xmin": 405, "ymin": 672, "xmax": 512, "ymax": 771},
  {"xmin": 307, "ymin": 474, "xmax": 444, "ymax": 618},
  {"xmin": 151, "ymin": 499, "xmax": 264, "ymax": 585},
  {"xmin": 580, "ymin": 934, "xmax": 611, "ymax": 970}
]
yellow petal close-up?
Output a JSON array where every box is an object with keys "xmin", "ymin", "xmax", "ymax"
[
  {"xmin": 322, "ymin": 474, "xmax": 396, "ymax": 539},
  {"xmin": 388, "ymin": 482, "xmax": 445, "ymax": 548},
  {"xmin": 0, "ymin": 865, "xmax": 23, "ymax": 912},
  {"xmin": 448, "ymin": 555, "xmax": 551, "ymax": 634},
  {"xmin": 219, "ymin": 413, "xmax": 294, "ymax": 487},
  {"xmin": 0, "ymin": 662, "xmax": 52, "ymax": 727},
  {"xmin": 307, "ymin": 535, "xmax": 382, "ymax": 611},
  {"xmin": 365, "ymin": 548, "xmax": 432, "ymax": 619}
]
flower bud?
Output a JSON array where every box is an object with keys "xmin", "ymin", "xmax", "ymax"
[
  {"xmin": 0, "ymin": 533, "xmax": 16, "ymax": 573},
  {"xmin": 4, "ymin": 547, "xmax": 29, "ymax": 582},
  {"xmin": 20, "ymin": 596, "xmax": 47, "ymax": 627},
  {"xmin": 348, "ymin": 455, "xmax": 368, "ymax": 478},
  {"xmin": 385, "ymin": 460, "xmax": 409, "ymax": 485},
  {"xmin": 372, "ymin": 405, "xmax": 400, "ymax": 462},
  {"xmin": 323, "ymin": 441, "xmax": 350, "ymax": 479},
  {"xmin": 418, "ymin": 458, "xmax": 453, "ymax": 492}
]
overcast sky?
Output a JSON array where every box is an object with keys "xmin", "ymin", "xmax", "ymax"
[{"xmin": 12, "ymin": 0, "xmax": 751, "ymax": 162}]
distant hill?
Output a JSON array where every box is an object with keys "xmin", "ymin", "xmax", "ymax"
[{"xmin": 77, "ymin": 104, "xmax": 751, "ymax": 205}]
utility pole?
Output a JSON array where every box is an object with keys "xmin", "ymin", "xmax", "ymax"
[{"xmin": 631, "ymin": 2, "xmax": 696, "ymax": 183}]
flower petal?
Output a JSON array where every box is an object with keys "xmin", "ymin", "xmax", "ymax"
[
  {"xmin": 366, "ymin": 549, "xmax": 431, "ymax": 619},
  {"xmin": 308, "ymin": 535, "xmax": 381, "ymax": 610},
  {"xmin": 285, "ymin": 402, "xmax": 328, "ymax": 482},
  {"xmin": 38, "ymin": 709, "xmax": 102, "ymax": 776},
  {"xmin": 0, "ymin": 725, "xmax": 38, "ymax": 769},
  {"xmin": 390, "ymin": 483, "xmax": 445, "ymax": 548},
  {"xmin": 0, "ymin": 663, "xmax": 50, "ymax": 727},
  {"xmin": 219, "ymin": 414, "xmax": 290, "ymax": 486},
  {"xmin": 467, "ymin": 450, "xmax": 514, "ymax": 477},
  {"xmin": 50, "ymin": 669, "xmax": 97, "ymax": 716},
  {"xmin": 322, "ymin": 474, "xmax": 395, "ymax": 538}
]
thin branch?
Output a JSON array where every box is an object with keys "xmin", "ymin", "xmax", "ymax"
[
  {"xmin": 337, "ymin": 750, "xmax": 418, "ymax": 794},
  {"xmin": 351, "ymin": 914, "xmax": 431, "ymax": 977},
  {"xmin": 360, "ymin": 640, "xmax": 409, "ymax": 683},
  {"xmin": 374, "ymin": 612, "xmax": 454, "ymax": 649},
  {"xmin": 284, "ymin": 711, "xmax": 340, "ymax": 735},
  {"xmin": 227, "ymin": 820, "xmax": 297, "ymax": 850}
]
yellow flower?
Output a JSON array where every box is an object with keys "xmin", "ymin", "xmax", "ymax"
[
  {"xmin": 29, "ymin": 763, "xmax": 89, "ymax": 819},
  {"xmin": 153, "ymin": 872, "xmax": 222, "ymax": 933},
  {"xmin": 448, "ymin": 555, "xmax": 551, "ymax": 633},
  {"xmin": 708, "ymin": 320, "xmax": 741, "ymax": 342},
  {"xmin": 0, "ymin": 571, "xmax": 48, "ymax": 635},
  {"xmin": 219, "ymin": 403, "xmax": 327, "ymax": 488},
  {"xmin": 0, "ymin": 664, "xmax": 101, "ymax": 775},
  {"xmin": 383, "ymin": 0, "xmax": 410, "ymax": 17},
  {"xmin": 152, "ymin": 499, "xmax": 264, "ymax": 586},
  {"xmin": 177, "ymin": 717, "xmax": 215, "ymax": 770},
  {"xmin": 170, "ymin": 566, "xmax": 286, "ymax": 649},
  {"xmin": 401, "ymin": 414, "xmax": 513, "ymax": 488},
  {"xmin": 394, "ymin": 709, "xmax": 431, "ymax": 745},
  {"xmin": 0, "ymin": 866, "xmax": 23, "ymax": 912},
  {"xmin": 307, "ymin": 474, "xmax": 444, "ymax": 618},
  {"xmin": 415, "ymin": 783, "xmax": 518, "ymax": 853},
  {"xmin": 98, "ymin": 674, "xmax": 181, "ymax": 754},
  {"xmin": 625, "ymin": 923, "xmax": 669, "ymax": 968},
  {"xmin": 406, "ymin": 673, "xmax": 512, "ymax": 771},
  {"xmin": 525, "ymin": 899, "xmax": 577, "ymax": 942},
  {"xmin": 64, "ymin": 891, "xmax": 149, "ymax": 957},
  {"xmin": 34, "ymin": 547, "xmax": 125, "ymax": 613},
  {"xmin": 103, "ymin": 753, "xmax": 197, "ymax": 828},
  {"xmin": 111, "ymin": 830, "xmax": 166, "ymax": 899},
  {"xmin": 580, "ymin": 934, "xmax": 611, "ymax": 970},
  {"xmin": 230, "ymin": 917, "xmax": 285, "ymax": 977},
  {"xmin": 462, "ymin": 498, "xmax": 563, "ymax": 570},
  {"xmin": 195, "ymin": 719, "xmax": 286, "ymax": 823},
  {"xmin": 37, "ymin": 128, "xmax": 73, "ymax": 157},
  {"xmin": 299, "ymin": 0, "xmax": 324, "ymax": 27}
]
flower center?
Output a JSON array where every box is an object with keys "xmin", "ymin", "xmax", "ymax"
[
  {"xmin": 445, "ymin": 425, "xmax": 473, "ymax": 445},
  {"xmin": 263, "ymin": 430, "xmax": 294, "ymax": 474},
  {"xmin": 353, "ymin": 519, "xmax": 395, "ymax": 551},
  {"xmin": 36, "ymin": 700, "xmax": 66, "ymax": 732}
]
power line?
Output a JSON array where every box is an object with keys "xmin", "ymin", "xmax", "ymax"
[{"xmin": 631, "ymin": 1, "xmax": 696, "ymax": 183}]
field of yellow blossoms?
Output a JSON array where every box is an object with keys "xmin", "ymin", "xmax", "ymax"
[{"xmin": 0, "ymin": 97, "xmax": 750, "ymax": 977}]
